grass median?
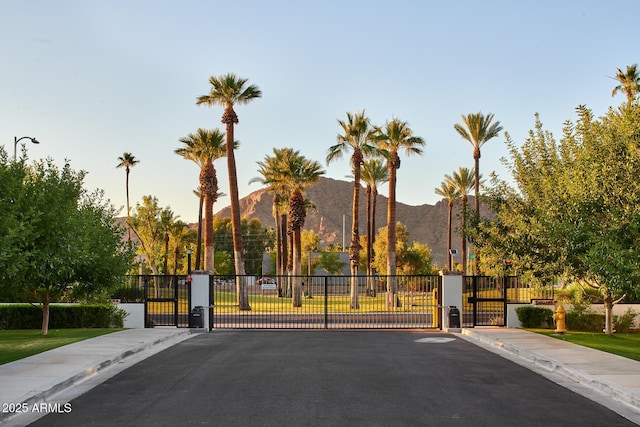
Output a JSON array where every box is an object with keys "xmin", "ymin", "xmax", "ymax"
[
  {"xmin": 0, "ymin": 328, "xmax": 124, "ymax": 365},
  {"xmin": 528, "ymin": 329, "xmax": 640, "ymax": 361}
]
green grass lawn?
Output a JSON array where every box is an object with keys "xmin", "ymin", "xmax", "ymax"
[
  {"xmin": 528, "ymin": 329, "xmax": 640, "ymax": 362},
  {"xmin": 0, "ymin": 329, "xmax": 124, "ymax": 365}
]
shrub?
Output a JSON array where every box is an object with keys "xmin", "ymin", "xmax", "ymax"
[
  {"xmin": 515, "ymin": 306, "xmax": 554, "ymax": 328},
  {"xmin": 614, "ymin": 308, "xmax": 637, "ymax": 333},
  {"xmin": 565, "ymin": 312, "xmax": 605, "ymax": 332},
  {"xmin": 0, "ymin": 304, "xmax": 126, "ymax": 329}
]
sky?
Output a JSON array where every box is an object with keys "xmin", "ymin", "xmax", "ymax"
[{"xmin": 1, "ymin": 1, "xmax": 635, "ymax": 224}]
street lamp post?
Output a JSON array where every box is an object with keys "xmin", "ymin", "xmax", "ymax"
[{"xmin": 14, "ymin": 136, "xmax": 40, "ymax": 161}]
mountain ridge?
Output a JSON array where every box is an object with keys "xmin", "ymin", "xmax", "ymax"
[{"xmin": 214, "ymin": 176, "xmax": 473, "ymax": 267}]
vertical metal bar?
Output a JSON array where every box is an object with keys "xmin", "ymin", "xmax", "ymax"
[
  {"xmin": 143, "ymin": 276, "xmax": 149, "ymax": 328},
  {"xmin": 174, "ymin": 275, "xmax": 179, "ymax": 327},
  {"xmin": 324, "ymin": 276, "xmax": 328, "ymax": 329}
]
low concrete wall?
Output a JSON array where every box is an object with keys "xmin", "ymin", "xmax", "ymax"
[
  {"xmin": 118, "ymin": 303, "xmax": 145, "ymax": 328},
  {"xmin": 508, "ymin": 303, "xmax": 640, "ymax": 329}
]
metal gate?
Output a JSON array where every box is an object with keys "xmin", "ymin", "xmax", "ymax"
[
  {"xmin": 463, "ymin": 276, "xmax": 507, "ymax": 327},
  {"xmin": 143, "ymin": 275, "xmax": 191, "ymax": 327},
  {"xmin": 210, "ymin": 275, "xmax": 441, "ymax": 329}
]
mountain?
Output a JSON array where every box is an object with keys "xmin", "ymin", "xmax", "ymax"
[{"xmin": 214, "ymin": 176, "xmax": 474, "ymax": 267}]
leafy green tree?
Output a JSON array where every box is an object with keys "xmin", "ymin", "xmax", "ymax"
[
  {"xmin": 372, "ymin": 222, "xmax": 432, "ymax": 276},
  {"xmin": 316, "ymin": 252, "xmax": 348, "ymax": 275},
  {"xmin": 213, "ymin": 217, "xmax": 274, "ymax": 276},
  {"xmin": 197, "ymin": 73, "xmax": 261, "ymax": 310},
  {"xmin": 0, "ymin": 154, "xmax": 133, "ymax": 334},
  {"xmin": 129, "ymin": 196, "xmax": 174, "ymax": 275},
  {"xmin": 116, "ymin": 152, "xmax": 139, "ymax": 243},
  {"xmin": 479, "ymin": 106, "xmax": 640, "ymax": 334},
  {"xmin": 375, "ymin": 118, "xmax": 425, "ymax": 307}
]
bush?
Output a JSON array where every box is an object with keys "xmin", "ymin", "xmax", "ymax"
[
  {"xmin": 565, "ymin": 312, "xmax": 605, "ymax": 332},
  {"xmin": 614, "ymin": 308, "xmax": 637, "ymax": 333},
  {"xmin": 0, "ymin": 304, "xmax": 126, "ymax": 329},
  {"xmin": 515, "ymin": 306, "xmax": 554, "ymax": 328}
]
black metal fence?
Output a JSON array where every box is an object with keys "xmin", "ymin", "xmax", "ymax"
[
  {"xmin": 210, "ymin": 275, "xmax": 441, "ymax": 329},
  {"xmin": 112, "ymin": 275, "xmax": 190, "ymax": 327},
  {"xmin": 462, "ymin": 276, "xmax": 555, "ymax": 327}
]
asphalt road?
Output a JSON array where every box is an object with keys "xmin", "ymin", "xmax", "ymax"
[{"xmin": 31, "ymin": 331, "xmax": 635, "ymax": 427}]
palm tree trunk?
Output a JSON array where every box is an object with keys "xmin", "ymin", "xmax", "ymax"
[
  {"xmin": 447, "ymin": 200, "xmax": 453, "ymax": 271},
  {"xmin": 473, "ymin": 153, "xmax": 481, "ymax": 276},
  {"xmin": 204, "ymin": 193, "xmax": 214, "ymax": 272},
  {"xmin": 349, "ymin": 157, "xmax": 361, "ymax": 310},
  {"xmin": 365, "ymin": 185, "xmax": 373, "ymax": 296},
  {"xmin": 223, "ymin": 108, "xmax": 249, "ymax": 310},
  {"xmin": 173, "ymin": 245, "xmax": 179, "ymax": 275},
  {"xmin": 125, "ymin": 169, "xmax": 131, "ymax": 243},
  {"xmin": 386, "ymin": 162, "xmax": 398, "ymax": 309},
  {"xmin": 292, "ymin": 229, "xmax": 302, "ymax": 307},
  {"xmin": 195, "ymin": 193, "xmax": 204, "ymax": 270},
  {"xmin": 461, "ymin": 196, "xmax": 468, "ymax": 275}
]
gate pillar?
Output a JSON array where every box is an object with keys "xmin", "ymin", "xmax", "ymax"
[
  {"xmin": 191, "ymin": 272, "xmax": 210, "ymax": 331},
  {"xmin": 441, "ymin": 274, "xmax": 463, "ymax": 332}
]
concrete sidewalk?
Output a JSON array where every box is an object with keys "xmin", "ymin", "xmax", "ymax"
[
  {"xmin": 458, "ymin": 327, "xmax": 640, "ymax": 423},
  {"xmin": 0, "ymin": 328, "xmax": 195, "ymax": 425},
  {"xmin": 1, "ymin": 327, "xmax": 639, "ymax": 425}
]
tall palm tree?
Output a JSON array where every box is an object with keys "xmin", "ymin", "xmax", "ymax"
[
  {"xmin": 250, "ymin": 148, "xmax": 299, "ymax": 296},
  {"xmin": 445, "ymin": 168, "xmax": 475, "ymax": 275},
  {"xmin": 376, "ymin": 118, "xmax": 425, "ymax": 308},
  {"xmin": 361, "ymin": 158, "xmax": 388, "ymax": 296},
  {"xmin": 454, "ymin": 112, "xmax": 502, "ymax": 215},
  {"xmin": 611, "ymin": 64, "xmax": 640, "ymax": 105},
  {"xmin": 454, "ymin": 112, "xmax": 502, "ymax": 275},
  {"xmin": 116, "ymin": 152, "xmax": 139, "ymax": 243},
  {"xmin": 435, "ymin": 180, "xmax": 460, "ymax": 271},
  {"xmin": 175, "ymin": 128, "xmax": 229, "ymax": 273},
  {"xmin": 197, "ymin": 73, "xmax": 261, "ymax": 311},
  {"xmin": 282, "ymin": 151, "xmax": 325, "ymax": 307},
  {"xmin": 327, "ymin": 110, "xmax": 377, "ymax": 309}
]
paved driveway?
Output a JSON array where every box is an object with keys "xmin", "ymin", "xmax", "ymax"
[{"xmin": 31, "ymin": 331, "xmax": 635, "ymax": 426}]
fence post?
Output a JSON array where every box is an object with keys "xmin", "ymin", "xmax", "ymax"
[
  {"xmin": 441, "ymin": 273, "xmax": 463, "ymax": 331},
  {"xmin": 191, "ymin": 272, "xmax": 210, "ymax": 331}
]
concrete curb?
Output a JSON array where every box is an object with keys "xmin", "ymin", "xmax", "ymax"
[
  {"xmin": 0, "ymin": 328, "xmax": 193, "ymax": 423},
  {"xmin": 459, "ymin": 328, "xmax": 640, "ymax": 413}
]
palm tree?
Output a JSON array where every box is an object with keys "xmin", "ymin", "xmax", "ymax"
[
  {"xmin": 116, "ymin": 152, "xmax": 139, "ymax": 243},
  {"xmin": 327, "ymin": 110, "xmax": 377, "ymax": 309},
  {"xmin": 175, "ymin": 128, "xmax": 228, "ymax": 273},
  {"xmin": 250, "ymin": 148, "xmax": 299, "ymax": 296},
  {"xmin": 611, "ymin": 64, "xmax": 640, "ymax": 105},
  {"xmin": 435, "ymin": 180, "xmax": 460, "ymax": 271},
  {"xmin": 197, "ymin": 73, "xmax": 261, "ymax": 311},
  {"xmin": 454, "ymin": 112, "xmax": 502, "ymax": 215},
  {"xmin": 445, "ymin": 168, "xmax": 475, "ymax": 275},
  {"xmin": 361, "ymin": 159, "xmax": 388, "ymax": 296},
  {"xmin": 376, "ymin": 118, "xmax": 425, "ymax": 308},
  {"xmin": 455, "ymin": 112, "xmax": 502, "ymax": 276}
]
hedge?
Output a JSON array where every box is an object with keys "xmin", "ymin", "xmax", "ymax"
[
  {"xmin": 0, "ymin": 304, "xmax": 126, "ymax": 330},
  {"xmin": 515, "ymin": 306, "xmax": 554, "ymax": 328}
]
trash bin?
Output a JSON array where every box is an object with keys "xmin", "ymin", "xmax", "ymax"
[
  {"xmin": 448, "ymin": 306, "xmax": 460, "ymax": 328},
  {"xmin": 189, "ymin": 306, "xmax": 204, "ymax": 328}
]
